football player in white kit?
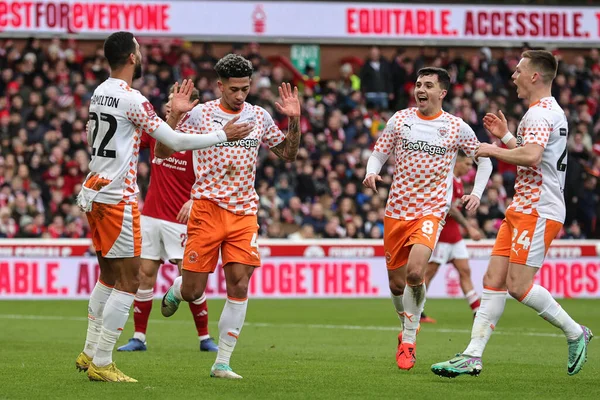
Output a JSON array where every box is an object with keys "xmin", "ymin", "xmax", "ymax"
[
  {"xmin": 74, "ymin": 31, "xmax": 253, "ymax": 382},
  {"xmin": 432, "ymin": 50, "xmax": 593, "ymax": 378}
]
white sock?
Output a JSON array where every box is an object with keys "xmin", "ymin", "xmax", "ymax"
[
  {"xmin": 391, "ymin": 293, "xmax": 405, "ymax": 328},
  {"xmin": 173, "ymin": 276, "xmax": 183, "ymax": 301},
  {"xmin": 133, "ymin": 288, "xmax": 153, "ymax": 343},
  {"xmin": 83, "ymin": 281, "xmax": 113, "ymax": 358},
  {"xmin": 465, "ymin": 290, "xmax": 480, "ymax": 310},
  {"xmin": 520, "ymin": 284, "xmax": 583, "ymax": 341},
  {"xmin": 464, "ymin": 289, "xmax": 507, "ymax": 357},
  {"xmin": 93, "ymin": 289, "xmax": 135, "ymax": 367},
  {"xmin": 402, "ymin": 283, "xmax": 426, "ymax": 344},
  {"xmin": 133, "ymin": 332, "xmax": 146, "ymax": 343},
  {"xmin": 215, "ymin": 297, "xmax": 248, "ymax": 366},
  {"xmin": 192, "ymin": 292, "xmax": 207, "ymax": 305}
]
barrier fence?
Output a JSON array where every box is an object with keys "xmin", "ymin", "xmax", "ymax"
[{"xmin": 1, "ymin": 239, "xmax": 598, "ymax": 299}]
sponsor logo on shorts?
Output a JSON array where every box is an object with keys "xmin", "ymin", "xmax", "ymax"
[
  {"xmin": 188, "ymin": 250, "xmax": 198, "ymax": 263},
  {"xmin": 401, "ymin": 139, "xmax": 447, "ymax": 155}
]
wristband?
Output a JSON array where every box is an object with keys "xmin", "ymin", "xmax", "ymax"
[{"xmin": 501, "ymin": 132, "xmax": 513, "ymax": 144}]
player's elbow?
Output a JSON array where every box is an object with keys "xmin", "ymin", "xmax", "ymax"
[
  {"xmin": 155, "ymin": 143, "xmax": 176, "ymax": 158},
  {"xmin": 524, "ymin": 152, "xmax": 542, "ymax": 167}
]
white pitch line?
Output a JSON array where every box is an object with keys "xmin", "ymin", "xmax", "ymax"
[{"xmin": 0, "ymin": 314, "xmax": 564, "ymax": 338}]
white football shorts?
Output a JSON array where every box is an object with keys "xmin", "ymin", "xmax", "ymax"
[
  {"xmin": 429, "ymin": 239, "xmax": 469, "ymax": 265},
  {"xmin": 141, "ymin": 215, "xmax": 187, "ymax": 262}
]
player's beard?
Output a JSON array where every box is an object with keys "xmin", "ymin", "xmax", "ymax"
[{"xmin": 133, "ymin": 60, "xmax": 143, "ymax": 81}]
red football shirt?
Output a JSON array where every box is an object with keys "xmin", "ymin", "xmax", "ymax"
[
  {"xmin": 438, "ymin": 176, "xmax": 464, "ymax": 244},
  {"xmin": 140, "ymin": 132, "xmax": 195, "ymax": 224}
]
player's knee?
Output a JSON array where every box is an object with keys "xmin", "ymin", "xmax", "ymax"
[
  {"xmin": 507, "ymin": 286, "xmax": 525, "ymax": 300},
  {"xmin": 138, "ymin": 269, "xmax": 155, "ymax": 289},
  {"xmin": 228, "ymin": 279, "xmax": 249, "ymax": 299},
  {"xmin": 119, "ymin": 274, "xmax": 140, "ymax": 294},
  {"xmin": 483, "ymin": 270, "xmax": 506, "ymax": 290},
  {"xmin": 506, "ymin": 278, "xmax": 529, "ymax": 300},
  {"xmin": 388, "ymin": 279, "xmax": 404, "ymax": 296},
  {"xmin": 405, "ymin": 271, "xmax": 424, "ymax": 286},
  {"xmin": 181, "ymin": 287, "xmax": 200, "ymax": 303}
]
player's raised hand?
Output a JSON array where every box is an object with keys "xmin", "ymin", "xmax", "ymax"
[
  {"xmin": 275, "ymin": 83, "xmax": 301, "ymax": 118},
  {"xmin": 223, "ymin": 115, "xmax": 254, "ymax": 142},
  {"xmin": 170, "ymin": 79, "xmax": 199, "ymax": 116},
  {"xmin": 362, "ymin": 173, "xmax": 382, "ymax": 193},
  {"xmin": 475, "ymin": 143, "xmax": 498, "ymax": 159},
  {"xmin": 176, "ymin": 199, "xmax": 193, "ymax": 224},
  {"xmin": 483, "ymin": 110, "xmax": 508, "ymax": 139},
  {"xmin": 461, "ymin": 194, "xmax": 481, "ymax": 211}
]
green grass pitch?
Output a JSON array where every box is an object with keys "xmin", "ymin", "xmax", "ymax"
[{"xmin": 0, "ymin": 298, "xmax": 598, "ymax": 399}]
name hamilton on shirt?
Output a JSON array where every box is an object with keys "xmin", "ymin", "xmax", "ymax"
[{"xmin": 90, "ymin": 95, "xmax": 120, "ymax": 108}]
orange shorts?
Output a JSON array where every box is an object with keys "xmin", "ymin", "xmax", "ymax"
[
  {"xmin": 384, "ymin": 215, "xmax": 444, "ymax": 270},
  {"xmin": 183, "ymin": 199, "xmax": 260, "ymax": 273},
  {"xmin": 86, "ymin": 202, "xmax": 141, "ymax": 258},
  {"xmin": 491, "ymin": 208, "xmax": 562, "ymax": 268}
]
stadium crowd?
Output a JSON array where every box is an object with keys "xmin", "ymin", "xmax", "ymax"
[{"xmin": 0, "ymin": 38, "xmax": 599, "ymax": 240}]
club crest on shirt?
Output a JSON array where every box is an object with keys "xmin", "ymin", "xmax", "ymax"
[
  {"xmin": 437, "ymin": 127, "xmax": 448, "ymax": 137},
  {"xmin": 142, "ymin": 101, "xmax": 157, "ymax": 118}
]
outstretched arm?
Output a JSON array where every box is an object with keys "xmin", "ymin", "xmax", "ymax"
[
  {"xmin": 155, "ymin": 112, "xmax": 186, "ymax": 159},
  {"xmin": 476, "ymin": 143, "xmax": 543, "ymax": 167}
]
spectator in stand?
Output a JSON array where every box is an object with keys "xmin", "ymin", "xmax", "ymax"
[
  {"xmin": 565, "ymin": 220, "xmax": 586, "ymax": 239},
  {"xmin": 360, "ymin": 46, "xmax": 392, "ymax": 110}
]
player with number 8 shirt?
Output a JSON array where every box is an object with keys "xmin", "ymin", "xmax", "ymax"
[
  {"xmin": 432, "ymin": 50, "xmax": 593, "ymax": 378},
  {"xmin": 363, "ymin": 67, "xmax": 493, "ymax": 371}
]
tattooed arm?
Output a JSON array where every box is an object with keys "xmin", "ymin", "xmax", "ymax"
[
  {"xmin": 270, "ymin": 116, "xmax": 301, "ymax": 161},
  {"xmin": 270, "ymin": 83, "xmax": 301, "ymax": 162}
]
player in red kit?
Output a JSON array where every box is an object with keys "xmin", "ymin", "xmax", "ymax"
[
  {"xmin": 421, "ymin": 151, "xmax": 483, "ymax": 323},
  {"xmin": 117, "ymin": 86, "xmax": 218, "ymax": 352}
]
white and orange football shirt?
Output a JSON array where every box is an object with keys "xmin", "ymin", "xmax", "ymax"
[
  {"xmin": 176, "ymin": 99, "xmax": 286, "ymax": 215},
  {"xmin": 374, "ymin": 108, "xmax": 481, "ymax": 220},
  {"xmin": 82, "ymin": 77, "xmax": 164, "ymax": 204},
  {"xmin": 509, "ymin": 97, "xmax": 567, "ymax": 223}
]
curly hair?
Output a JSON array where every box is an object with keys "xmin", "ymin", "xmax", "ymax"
[{"xmin": 215, "ymin": 54, "xmax": 253, "ymax": 79}]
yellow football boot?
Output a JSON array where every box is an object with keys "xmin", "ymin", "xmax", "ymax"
[
  {"xmin": 75, "ymin": 352, "xmax": 92, "ymax": 372},
  {"xmin": 87, "ymin": 362, "xmax": 138, "ymax": 383}
]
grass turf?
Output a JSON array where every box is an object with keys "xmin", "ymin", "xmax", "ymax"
[{"xmin": 0, "ymin": 299, "xmax": 598, "ymax": 399}]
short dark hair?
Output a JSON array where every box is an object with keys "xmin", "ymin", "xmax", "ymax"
[
  {"xmin": 457, "ymin": 149, "xmax": 468, "ymax": 158},
  {"xmin": 522, "ymin": 50, "xmax": 558, "ymax": 83},
  {"xmin": 103, "ymin": 31, "xmax": 136, "ymax": 70},
  {"xmin": 169, "ymin": 84, "xmax": 200, "ymax": 102},
  {"xmin": 215, "ymin": 54, "xmax": 253, "ymax": 80},
  {"xmin": 416, "ymin": 67, "xmax": 451, "ymax": 90}
]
